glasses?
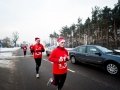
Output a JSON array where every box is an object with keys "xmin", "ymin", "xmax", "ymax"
[{"xmin": 61, "ymin": 42, "xmax": 65, "ymax": 43}]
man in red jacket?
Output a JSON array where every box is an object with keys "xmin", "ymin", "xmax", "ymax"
[
  {"xmin": 22, "ymin": 45, "xmax": 27, "ymax": 56},
  {"xmin": 29, "ymin": 44, "xmax": 34, "ymax": 54},
  {"xmin": 47, "ymin": 37, "xmax": 69, "ymax": 90},
  {"xmin": 33, "ymin": 37, "xmax": 45, "ymax": 78}
]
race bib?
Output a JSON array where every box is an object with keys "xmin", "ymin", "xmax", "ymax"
[{"xmin": 59, "ymin": 62, "xmax": 67, "ymax": 69}]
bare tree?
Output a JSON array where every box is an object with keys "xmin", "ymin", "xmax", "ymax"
[
  {"xmin": 2, "ymin": 37, "xmax": 11, "ymax": 47},
  {"xmin": 12, "ymin": 32, "xmax": 19, "ymax": 47}
]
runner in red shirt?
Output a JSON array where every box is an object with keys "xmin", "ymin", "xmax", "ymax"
[
  {"xmin": 29, "ymin": 44, "xmax": 34, "ymax": 54},
  {"xmin": 22, "ymin": 45, "xmax": 27, "ymax": 56},
  {"xmin": 33, "ymin": 37, "xmax": 45, "ymax": 78},
  {"xmin": 47, "ymin": 37, "xmax": 69, "ymax": 90}
]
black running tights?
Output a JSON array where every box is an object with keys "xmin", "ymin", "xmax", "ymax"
[
  {"xmin": 53, "ymin": 73, "xmax": 67, "ymax": 90},
  {"xmin": 35, "ymin": 58, "xmax": 42, "ymax": 74}
]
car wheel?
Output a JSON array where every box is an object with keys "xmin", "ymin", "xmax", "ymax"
[
  {"xmin": 106, "ymin": 63, "xmax": 119, "ymax": 75},
  {"xmin": 71, "ymin": 56, "xmax": 76, "ymax": 64}
]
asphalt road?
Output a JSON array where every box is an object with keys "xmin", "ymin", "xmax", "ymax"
[{"xmin": 0, "ymin": 49, "xmax": 120, "ymax": 90}]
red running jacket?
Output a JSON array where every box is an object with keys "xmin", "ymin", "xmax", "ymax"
[
  {"xmin": 22, "ymin": 46, "xmax": 27, "ymax": 51},
  {"xmin": 49, "ymin": 46, "xmax": 69, "ymax": 74},
  {"xmin": 30, "ymin": 45, "xmax": 34, "ymax": 50},
  {"xmin": 33, "ymin": 43, "xmax": 45, "ymax": 59}
]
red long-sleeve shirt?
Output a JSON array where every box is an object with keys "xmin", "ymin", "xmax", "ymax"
[
  {"xmin": 22, "ymin": 46, "xmax": 27, "ymax": 51},
  {"xmin": 33, "ymin": 43, "xmax": 45, "ymax": 59},
  {"xmin": 49, "ymin": 46, "xmax": 69, "ymax": 74},
  {"xmin": 30, "ymin": 45, "xmax": 34, "ymax": 50}
]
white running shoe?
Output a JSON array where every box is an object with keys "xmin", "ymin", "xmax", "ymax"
[
  {"xmin": 36, "ymin": 74, "xmax": 39, "ymax": 78},
  {"xmin": 47, "ymin": 78, "xmax": 53, "ymax": 86}
]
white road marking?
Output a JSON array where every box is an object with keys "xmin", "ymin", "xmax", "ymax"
[
  {"xmin": 43, "ymin": 59, "xmax": 75, "ymax": 73},
  {"xmin": 43, "ymin": 59, "xmax": 48, "ymax": 61},
  {"xmin": 43, "ymin": 59, "xmax": 53, "ymax": 63},
  {"xmin": 1, "ymin": 56, "xmax": 76, "ymax": 73},
  {"xmin": 67, "ymin": 68, "xmax": 75, "ymax": 73},
  {"xmin": 12, "ymin": 55, "xmax": 33, "ymax": 58},
  {"xmin": 0, "ymin": 55, "xmax": 33, "ymax": 59}
]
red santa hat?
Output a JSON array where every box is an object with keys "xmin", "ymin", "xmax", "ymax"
[
  {"xmin": 57, "ymin": 37, "xmax": 65, "ymax": 44},
  {"xmin": 35, "ymin": 37, "xmax": 40, "ymax": 41}
]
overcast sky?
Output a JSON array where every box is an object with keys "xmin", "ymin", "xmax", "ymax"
[{"xmin": 0, "ymin": 0, "xmax": 118, "ymax": 44}]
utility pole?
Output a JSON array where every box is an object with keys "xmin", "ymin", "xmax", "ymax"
[
  {"xmin": 71, "ymin": 31, "xmax": 74, "ymax": 48},
  {"xmin": 84, "ymin": 34, "xmax": 87, "ymax": 45},
  {"xmin": 0, "ymin": 40, "xmax": 2, "ymax": 55}
]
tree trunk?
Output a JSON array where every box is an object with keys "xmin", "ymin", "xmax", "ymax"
[{"xmin": 114, "ymin": 20, "xmax": 117, "ymax": 48}]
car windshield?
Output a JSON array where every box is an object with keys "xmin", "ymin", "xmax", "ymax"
[{"xmin": 96, "ymin": 46, "xmax": 113, "ymax": 54}]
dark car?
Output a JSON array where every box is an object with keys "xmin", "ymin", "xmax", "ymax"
[
  {"xmin": 46, "ymin": 46, "xmax": 73, "ymax": 56},
  {"xmin": 69, "ymin": 45, "xmax": 120, "ymax": 75}
]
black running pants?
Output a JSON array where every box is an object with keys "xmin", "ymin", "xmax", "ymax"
[
  {"xmin": 53, "ymin": 73, "xmax": 67, "ymax": 90},
  {"xmin": 35, "ymin": 58, "xmax": 42, "ymax": 74}
]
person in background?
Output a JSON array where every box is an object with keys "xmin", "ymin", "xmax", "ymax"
[
  {"xmin": 47, "ymin": 37, "xmax": 69, "ymax": 90},
  {"xmin": 32, "ymin": 37, "xmax": 45, "ymax": 78},
  {"xmin": 22, "ymin": 45, "xmax": 27, "ymax": 56},
  {"xmin": 29, "ymin": 44, "xmax": 34, "ymax": 54}
]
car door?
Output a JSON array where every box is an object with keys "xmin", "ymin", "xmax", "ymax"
[
  {"xmin": 74, "ymin": 46, "xmax": 87, "ymax": 62},
  {"xmin": 85, "ymin": 46, "xmax": 104, "ymax": 64}
]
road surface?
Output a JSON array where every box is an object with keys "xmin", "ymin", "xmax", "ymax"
[{"xmin": 0, "ymin": 49, "xmax": 120, "ymax": 90}]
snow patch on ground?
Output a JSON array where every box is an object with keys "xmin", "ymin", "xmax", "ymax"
[
  {"xmin": 0, "ymin": 47, "xmax": 20, "ymax": 68},
  {"xmin": 0, "ymin": 52, "xmax": 13, "ymax": 57},
  {"xmin": 0, "ymin": 47, "xmax": 20, "ymax": 58},
  {"xmin": 0, "ymin": 47, "xmax": 20, "ymax": 52},
  {"xmin": 0, "ymin": 60, "xmax": 15, "ymax": 69}
]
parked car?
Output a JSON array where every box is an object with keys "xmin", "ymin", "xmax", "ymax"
[
  {"xmin": 65, "ymin": 48, "xmax": 74, "ymax": 53},
  {"xmin": 46, "ymin": 46, "xmax": 74, "ymax": 56},
  {"xmin": 46, "ymin": 46, "xmax": 56, "ymax": 56},
  {"xmin": 69, "ymin": 45, "xmax": 120, "ymax": 75}
]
